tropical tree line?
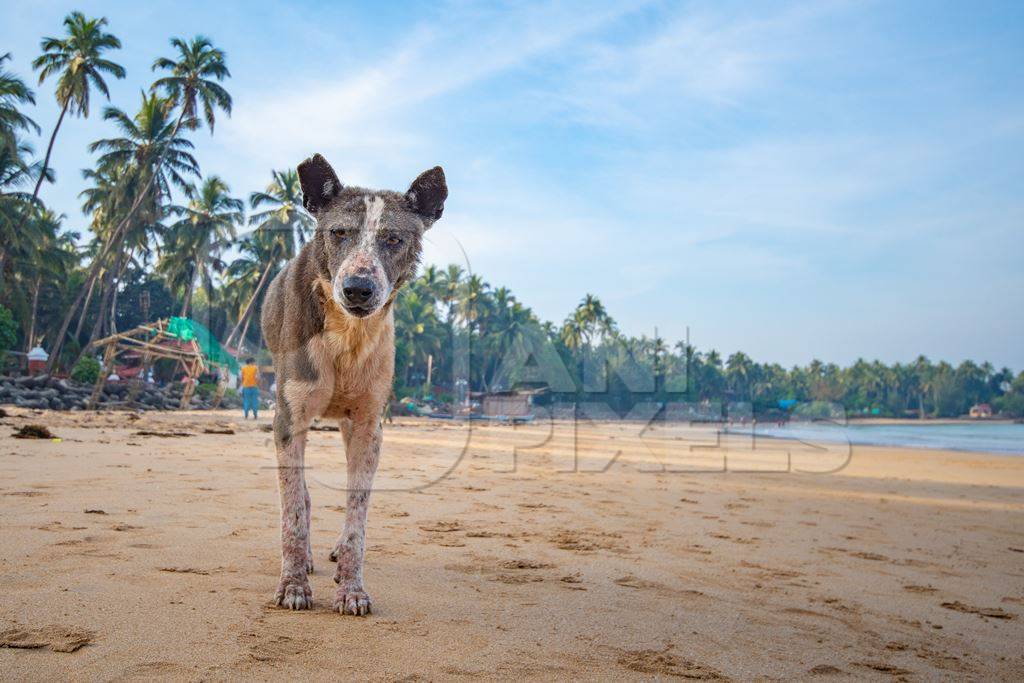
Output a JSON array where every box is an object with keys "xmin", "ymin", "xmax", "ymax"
[
  {"xmin": 0, "ymin": 13, "xmax": 311, "ymax": 376},
  {"xmin": 391, "ymin": 273, "xmax": 1024, "ymax": 419},
  {"xmin": 1, "ymin": 12, "xmax": 1022, "ymax": 420}
]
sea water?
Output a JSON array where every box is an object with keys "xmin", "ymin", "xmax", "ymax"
[{"xmin": 729, "ymin": 422, "xmax": 1024, "ymax": 455}]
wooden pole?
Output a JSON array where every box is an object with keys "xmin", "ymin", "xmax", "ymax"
[
  {"xmin": 88, "ymin": 344, "xmax": 117, "ymax": 409},
  {"xmin": 180, "ymin": 360, "xmax": 196, "ymax": 410}
]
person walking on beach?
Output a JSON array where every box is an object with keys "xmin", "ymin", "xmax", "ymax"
[{"xmin": 240, "ymin": 357, "xmax": 260, "ymax": 419}]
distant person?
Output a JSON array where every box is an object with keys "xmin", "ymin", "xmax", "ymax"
[{"xmin": 241, "ymin": 358, "xmax": 260, "ymax": 419}]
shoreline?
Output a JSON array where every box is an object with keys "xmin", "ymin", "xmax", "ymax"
[{"xmin": 844, "ymin": 416, "xmax": 1020, "ymax": 425}]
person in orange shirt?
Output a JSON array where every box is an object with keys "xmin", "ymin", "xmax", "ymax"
[{"xmin": 240, "ymin": 357, "xmax": 260, "ymax": 419}]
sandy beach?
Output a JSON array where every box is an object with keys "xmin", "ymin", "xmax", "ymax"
[{"xmin": 1, "ymin": 408, "xmax": 1022, "ymax": 680}]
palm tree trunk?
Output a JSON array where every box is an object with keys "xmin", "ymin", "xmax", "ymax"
[
  {"xmin": 237, "ymin": 310, "xmax": 255, "ymax": 353},
  {"xmin": 180, "ymin": 282, "xmax": 193, "ymax": 318},
  {"xmin": 225, "ymin": 257, "xmax": 275, "ymax": 349},
  {"xmin": 47, "ymin": 106, "xmax": 191, "ymax": 372},
  {"xmin": 109, "ymin": 250, "xmax": 131, "ymax": 335},
  {"xmin": 7, "ymin": 101, "xmax": 70, "ymax": 266},
  {"xmin": 74, "ymin": 271, "xmax": 99, "ymax": 337},
  {"xmin": 88, "ymin": 268, "xmax": 115, "ymax": 349},
  {"xmin": 180, "ymin": 257, "xmax": 200, "ymax": 318},
  {"xmin": 18, "ymin": 100, "xmax": 69, "ymax": 232},
  {"xmin": 25, "ymin": 276, "xmax": 41, "ymax": 351}
]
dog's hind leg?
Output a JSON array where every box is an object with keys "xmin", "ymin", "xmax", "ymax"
[
  {"xmin": 332, "ymin": 412, "xmax": 381, "ymax": 616},
  {"xmin": 272, "ymin": 387, "xmax": 316, "ymax": 610}
]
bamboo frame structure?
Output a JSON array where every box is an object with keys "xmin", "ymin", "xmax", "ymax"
[{"xmin": 87, "ymin": 319, "xmax": 215, "ymax": 410}]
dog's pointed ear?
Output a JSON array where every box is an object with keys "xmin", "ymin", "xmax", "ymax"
[
  {"xmin": 406, "ymin": 166, "xmax": 447, "ymax": 221},
  {"xmin": 297, "ymin": 153, "xmax": 342, "ymax": 214}
]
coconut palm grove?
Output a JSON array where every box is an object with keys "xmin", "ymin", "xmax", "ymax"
[{"xmin": 1, "ymin": 12, "xmax": 1022, "ymax": 419}]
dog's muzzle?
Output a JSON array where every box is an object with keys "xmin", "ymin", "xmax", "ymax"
[{"xmin": 339, "ymin": 275, "xmax": 379, "ymax": 317}]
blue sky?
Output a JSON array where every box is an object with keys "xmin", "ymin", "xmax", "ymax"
[{"xmin": 4, "ymin": 1, "xmax": 1023, "ymax": 368}]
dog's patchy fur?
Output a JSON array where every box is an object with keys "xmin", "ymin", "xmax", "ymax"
[{"xmin": 261, "ymin": 154, "xmax": 446, "ymax": 614}]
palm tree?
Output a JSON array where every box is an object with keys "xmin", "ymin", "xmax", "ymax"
[
  {"xmin": 726, "ymin": 351, "xmax": 755, "ymax": 401},
  {"xmin": 72, "ymin": 91, "xmax": 198, "ymax": 347},
  {"xmin": 21, "ymin": 209, "xmax": 76, "ymax": 350},
  {"xmin": 74, "ymin": 161, "xmax": 135, "ymax": 336},
  {"xmin": 0, "ymin": 53, "xmax": 39, "ymax": 155},
  {"xmin": 151, "ymin": 35, "xmax": 232, "ymax": 133},
  {"xmin": 223, "ymin": 169, "xmax": 312, "ymax": 348},
  {"xmin": 30, "ymin": 12, "xmax": 124, "ymax": 205},
  {"xmin": 48, "ymin": 34, "xmax": 231, "ymax": 371},
  {"xmin": 439, "ymin": 264, "xmax": 464, "ymax": 325},
  {"xmin": 159, "ymin": 175, "xmax": 242, "ymax": 317},
  {"xmin": 560, "ymin": 315, "xmax": 585, "ymax": 354},
  {"xmin": 482, "ymin": 294, "xmax": 536, "ymax": 390},
  {"xmin": 90, "ymin": 92, "xmax": 199, "ymax": 202},
  {"xmin": 912, "ymin": 355, "xmax": 933, "ymax": 419},
  {"xmin": 247, "ymin": 168, "xmax": 313, "ymax": 250},
  {"xmin": 456, "ymin": 274, "xmax": 488, "ymax": 333},
  {"xmin": 419, "ymin": 264, "xmax": 445, "ymax": 302},
  {"xmin": 394, "ymin": 288, "xmax": 443, "ymax": 387},
  {"xmin": 0, "ymin": 140, "xmax": 52, "ymax": 284},
  {"xmin": 222, "ymin": 228, "xmax": 288, "ymax": 351},
  {"xmin": 576, "ymin": 293, "xmax": 616, "ymax": 347}
]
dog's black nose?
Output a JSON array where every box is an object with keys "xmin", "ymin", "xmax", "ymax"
[{"xmin": 342, "ymin": 276, "xmax": 375, "ymax": 306}]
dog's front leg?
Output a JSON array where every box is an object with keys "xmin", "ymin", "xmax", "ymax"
[
  {"xmin": 332, "ymin": 415, "xmax": 381, "ymax": 615},
  {"xmin": 273, "ymin": 397, "xmax": 314, "ymax": 610}
]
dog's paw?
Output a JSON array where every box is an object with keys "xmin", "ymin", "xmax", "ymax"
[
  {"xmin": 274, "ymin": 576, "xmax": 313, "ymax": 610},
  {"xmin": 333, "ymin": 585, "xmax": 372, "ymax": 616},
  {"xmin": 306, "ymin": 557, "xmax": 314, "ymax": 574}
]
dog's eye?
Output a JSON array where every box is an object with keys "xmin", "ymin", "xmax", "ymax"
[
  {"xmin": 330, "ymin": 227, "xmax": 349, "ymax": 239},
  {"xmin": 384, "ymin": 234, "xmax": 402, "ymax": 247}
]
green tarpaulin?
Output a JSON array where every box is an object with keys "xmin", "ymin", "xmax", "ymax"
[{"xmin": 166, "ymin": 317, "xmax": 239, "ymax": 374}]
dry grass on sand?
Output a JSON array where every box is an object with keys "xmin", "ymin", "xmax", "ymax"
[{"xmin": 0, "ymin": 408, "xmax": 1022, "ymax": 680}]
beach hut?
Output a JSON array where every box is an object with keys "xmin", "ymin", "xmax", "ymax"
[{"xmin": 481, "ymin": 387, "xmax": 548, "ymax": 418}]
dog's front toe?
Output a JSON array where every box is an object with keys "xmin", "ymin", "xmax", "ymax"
[
  {"xmin": 274, "ymin": 576, "xmax": 313, "ymax": 610},
  {"xmin": 333, "ymin": 586, "xmax": 372, "ymax": 616}
]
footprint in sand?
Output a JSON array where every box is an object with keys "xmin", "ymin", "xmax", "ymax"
[
  {"xmin": 500, "ymin": 559, "xmax": 555, "ymax": 570},
  {"xmin": 549, "ymin": 529, "xmax": 624, "ymax": 554},
  {"xmin": 617, "ymin": 648, "xmax": 725, "ymax": 679},
  {"xmin": 807, "ymin": 664, "xmax": 844, "ymax": 676},
  {"xmin": 940, "ymin": 601, "xmax": 1016, "ymax": 620},
  {"xmin": 158, "ymin": 566, "xmax": 215, "ymax": 575},
  {"xmin": 242, "ymin": 633, "xmax": 316, "ymax": 663},
  {"xmin": 419, "ymin": 520, "xmax": 463, "ymax": 533},
  {"xmin": 614, "ymin": 575, "xmax": 663, "ymax": 590},
  {"xmin": 852, "ymin": 661, "xmax": 914, "ymax": 677},
  {"xmin": 0, "ymin": 625, "xmax": 94, "ymax": 653}
]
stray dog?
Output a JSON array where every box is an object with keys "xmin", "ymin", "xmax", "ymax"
[{"xmin": 260, "ymin": 154, "xmax": 447, "ymax": 614}]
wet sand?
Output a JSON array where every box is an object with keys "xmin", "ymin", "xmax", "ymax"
[{"xmin": 0, "ymin": 408, "xmax": 1022, "ymax": 680}]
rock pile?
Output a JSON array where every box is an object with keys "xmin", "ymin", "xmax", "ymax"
[{"xmin": 0, "ymin": 375, "xmax": 241, "ymax": 411}]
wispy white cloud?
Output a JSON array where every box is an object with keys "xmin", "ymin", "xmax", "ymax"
[{"xmin": 216, "ymin": 1, "xmax": 650, "ymax": 181}]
